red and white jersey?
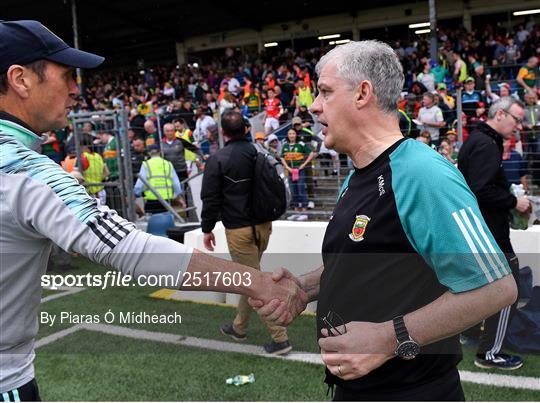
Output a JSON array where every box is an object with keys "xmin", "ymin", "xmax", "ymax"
[{"xmin": 264, "ymin": 98, "xmax": 281, "ymax": 118}]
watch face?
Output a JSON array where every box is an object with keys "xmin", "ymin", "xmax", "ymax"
[{"xmin": 397, "ymin": 340, "xmax": 419, "ymax": 360}]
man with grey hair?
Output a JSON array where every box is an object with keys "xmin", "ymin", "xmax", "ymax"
[
  {"xmin": 252, "ymin": 40, "xmax": 518, "ymax": 400},
  {"xmin": 458, "ymin": 97, "xmax": 530, "ymax": 370}
]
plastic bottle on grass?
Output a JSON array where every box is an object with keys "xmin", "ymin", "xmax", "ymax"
[{"xmin": 226, "ymin": 373, "xmax": 255, "ymax": 386}]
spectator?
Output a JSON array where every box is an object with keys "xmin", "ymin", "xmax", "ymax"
[
  {"xmin": 458, "ymin": 98, "xmax": 530, "ymax": 370},
  {"xmin": 133, "ymin": 145, "xmax": 185, "ymax": 214},
  {"xmin": 161, "ymin": 123, "xmax": 189, "ymax": 181},
  {"xmin": 163, "ymin": 82, "xmax": 175, "ymax": 99},
  {"xmin": 281, "ymin": 128, "xmax": 309, "ymax": 221},
  {"xmin": 461, "ymin": 77, "xmax": 484, "ymax": 117},
  {"xmin": 178, "ymin": 99, "xmax": 195, "ymax": 130},
  {"xmin": 445, "ymin": 129, "xmax": 461, "ymax": 154},
  {"xmin": 416, "ymin": 60, "xmax": 435, "ymax": 92},
  {"xmin": 485, "ymin": 78, "xmax": 517, "ymax": 104},
  {"xmin": 194, "ymin": 79, "xmax": 207, "ymax": 104},
  {"xmin": 502, "ymin": 137, "xmax": 528, "ymax": 191},
  {"xmin": 516, "ymin": 25, "xmax": 530, "ymax": 46},
  {"xmin": 467, "ymin": 54, "xmax": 485, "ymax": 91},
  {"xmin": 265, "ymin": 71, "xmax": 276, "ymax": 89},
  {"xmin": 452, "ymin": 51, "xmax": 468, "ymax": 83},
  {"xmin": 504, "ymin": 38, "xmax": 520, "ymax": 74},
  {"xmin": 193, "ymin": 107, "xmax": 215, "ymax": 144},
  {"xmin": 516, "ymin": 56, "xmax": 538, "ymax": 97},
  {"xmin": 254, "ymin": 132, "xmax": 266, "ymax": 149},
  {"xmin": 265, "ymin": 133, "xmax": 281, "ymax": 159},
  {"xmin": 522, "ymin": 92, "xmax": 540, "ymax": 186},
  {"xmin": 80, "ymin": 134, "xmax": 108, "ymax": 206},
  {"xmin": 438, "ymin": 138, "xmax": 457, "ymax": 165},
  {"xmin": 61, "ymin": 143, "xmax": 81, "ymax": 174},
  {"xmin": 205, "ymin": 92, "xmax": 218, "ymax": 115},
  {"xmin": 398, "ymin": 108, "xmax": 412, "ymax": 137},
  {"xmin": 417, "ymin": 92, "xmax": 445, "ymax": 146},
  {"xmin": 129, "ymin": 108, "xmax": 146, "ymax": 139},
  {"xmin": 431, "ymin": 62, "xmax": 448, "ymax": 84},
  {"xmin": 223, "ymin": 71, "xmax": 242, "ymax": 96},
  {"xmin": 294, "ymin": 78, "xmax": 314, "ymax": 109},
  {"xmin": 294, "ymin": 116, "xmax": 318, "ymax": 208},
  {"xmin": 203, "ymin": 124, "xmax": 219, "ymax": 159},
  {"xmin": 143, "ymin": 119, "xmax": 159, "ymax": 148},
  {"xmin": 436, "ymin": 83, "xmax": 455, "ymax": 109},
  {"xmin": 200, "ymin": 111, "xmax": 293, "ymax": 356},
  {"xmin": 243, "ymin": 79, "xmax": 261, "ymax": 116},
  {"xmin": 174, "ymin": 118, "xmax": 199, "ymax": 175},
  {"xmin": 99, "ymin": 132, "xmax": 118, "ymax": 180},
  {"xmin": 295, "ymin": 104, "xmax": 314, "ymax": 124},
  {"xmin": 274, "ymin": 85, "xmax": 292, "ymax": 117},
  {"xmin": 130, "ymin": 137, "xmax": 148, "ymax": 177},
  {"xmin": 40, "ymin": 130, "xmax": 63, "ymax": 164},
  {"xmin": 219, "ymin": 90, "xmax": 236, "ymax": 115},
  {"xmin": 416, "ymin": 131, "xmax": 436, "ymax": 149},
  {"xmin": 263, "ymin": 88, "xmax": 282, "ymax": 134}
]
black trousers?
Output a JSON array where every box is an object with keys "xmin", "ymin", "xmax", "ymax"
[
  {"xmin": 304, "ymin": 164, "xmax": 315, "ymax": 200},
  {"xmin": 476, "ymin": 237, "xmax": 520, "ymax": 358},
  {"xmin": 145, "ymin": 199, "xmax": 173, "ymax": 214},
  {"xmin": 333, "ymin": 368, "xmax": 464, "ymax": 401},
  {"xmin": 1, "ymin": 379, "xmax": 41, "ymax": 402}
]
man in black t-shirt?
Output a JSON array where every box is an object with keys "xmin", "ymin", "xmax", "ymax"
[{"xmin": 251, "ymin": 40, "xmax": 518, "ymax": 401}]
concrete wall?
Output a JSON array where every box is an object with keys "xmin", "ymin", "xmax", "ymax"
[{"xmin": 180, "ymin": 222, "xmax": 540, "ymax": 310}]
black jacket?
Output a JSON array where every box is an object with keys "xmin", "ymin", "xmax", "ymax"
[
  {"xmin": 457, "ymin": 122, "xmax": 516, "ymax": 241},
  {"xmin": 201, "ymin": 138, "xmax": 264, "ymax": 233}
]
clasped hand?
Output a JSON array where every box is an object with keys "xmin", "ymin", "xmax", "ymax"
[
  {"xmin": 250, "ymin": 267, "xmax": 308, "ymax": 326},
  {"xmin": 319, "ymin": 321, "xmax": 396, "ymax": 380}
]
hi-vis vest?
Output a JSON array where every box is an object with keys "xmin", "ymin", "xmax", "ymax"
[
  {"xmin": 179, "ymin": 129, "xmax": 197, "ymax": 162},
  {"xmin": 83, "ymin": 152, "xmax": 105, "ymax": 195},
  {"xmin": 143, "ymin": 157, "xmax": 174, "ymax": 201},
  {"xmin": 458, "ymin": 60, "xmax": 467, "ymax": 83},
  {"xmin": 297, "ymin": 86, "xmax": 313, "ymax": 108}
]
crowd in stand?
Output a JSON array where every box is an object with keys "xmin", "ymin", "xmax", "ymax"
[{"xmin": 39, "ymin": 18, "xmax": 540, "ymax": 215}]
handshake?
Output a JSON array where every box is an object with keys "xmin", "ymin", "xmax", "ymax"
[{"xmin": 248, "ymin": 267, "xmax": 312, "ymax": 326}]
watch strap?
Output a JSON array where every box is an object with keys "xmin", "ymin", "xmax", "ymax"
[{"xmin": 393, "ymin": 315, "xmax": 410, "ymax": 344}]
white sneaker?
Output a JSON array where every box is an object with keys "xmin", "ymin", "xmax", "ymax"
[
  {"xmin": 287, "ymin": 214, "xmax": 299, "ymax": 221},
  {"xmin": 296, "ymin": 214, "xmax": 308, "ymax": 221},
  {"xmin": 307, "ymin": 201, "xmax": 315, "ymax": 209}
]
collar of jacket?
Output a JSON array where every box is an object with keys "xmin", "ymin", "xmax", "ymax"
[
  {"xmin": 225, "ymin": 137, "xmax": 250, "ymax": 146},
  {"xmin": 0, "ymin": 112, "xmax": 45, "ymax": 151},
  {"xmin": 476, "ymin": 121, "xmax": 503, "ymax": 146}
]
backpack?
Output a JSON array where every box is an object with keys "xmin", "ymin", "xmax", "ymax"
[
  {"xmin": 505, "ymin": 286, "xmax": 540, "ymax": 353},
  {"xmin": 250, "ymin": 144, "xmax": 289, "ymax": 222}
]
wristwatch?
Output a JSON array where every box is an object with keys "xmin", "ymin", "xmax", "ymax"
[{"xmin": 393, "ymin": 315, "xmax": 420, "ymax": 360}]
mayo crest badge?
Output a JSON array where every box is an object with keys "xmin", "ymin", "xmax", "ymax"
[{"xmin": 349, "ymin": 215, "xmax": 370, "ymax": 242}]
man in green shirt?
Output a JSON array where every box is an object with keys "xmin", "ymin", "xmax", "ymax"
[
  {"xmin": 99, "ymin": 132, "xmax": 118, "ymax": 180},
  {"xmin": 516, "ymin": 57, "xmax": 538, "ymax": 97}
]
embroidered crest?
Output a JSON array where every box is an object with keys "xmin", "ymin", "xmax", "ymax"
[{"xmin": 349, "ymin": 215, "xmax": 370, "ymax": 242}]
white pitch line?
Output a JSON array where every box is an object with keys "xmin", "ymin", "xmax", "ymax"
[
  {"xmin": 35, "ymin": 324, "xmax": 540, "ymax": 391},
  {"xmin": 34, "ymin": 325, "xmax": 83, "ymax": 349},
  {"xmin": 41, "ymin": 287, "xmax": 86, "ymax": 303},
  {"xmin": 459, "ymin": 370, "xmax": 540, "ymax": 391}
]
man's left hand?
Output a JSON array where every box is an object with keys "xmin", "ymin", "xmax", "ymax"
[
  {"xmin": 318, "ymin": 321, "xmax": 396, "ymax": 380},
  {"xmin": 203, "ymin": 232, "xmax": 216, "ymax": 251}
]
